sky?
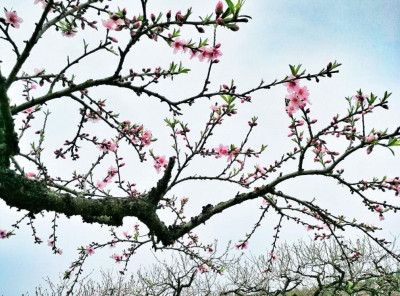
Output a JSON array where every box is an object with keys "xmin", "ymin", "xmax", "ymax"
[{"xmin": 1, "ymin": 0, "xmax": 400, "ymax": 295}]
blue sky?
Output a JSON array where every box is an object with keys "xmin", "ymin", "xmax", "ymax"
[{"xmin": 1, "ymin": 1, "xmax": 399, "ymax": 295}]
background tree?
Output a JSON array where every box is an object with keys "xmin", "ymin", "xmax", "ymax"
[
  {"xmin": 0, "ymin": 0, "xmax": 399, "ymax": 294},
  {"xmin": 31, "ymin": 238, "xmax": 400, "ymax": 295}
]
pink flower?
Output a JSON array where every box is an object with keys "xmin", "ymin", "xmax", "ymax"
[
  {"xmin": 154, "ymin": 155, "xmax": 167, "ymax": 173},
  {"xmin": 286, "ymin": 92, "xmax": 301, "ymax": 107},
  {"xmin": 296, "ymin": 86, "xmax": 310, "ymax": 101},
  {"xmin": 107, "ymin": 166, "xmax": 118, "ymax": 179},
  {"xmin": 227, "ymin": 148, "xmax": 240, "ymax": 162},
  {"xmin": 375, "ymin": 205, "xmax": 383, "ymax": 213},
  {"xmin": 262, "ymin": 198, "xmax": 269, "ymax": 206},
  {"xmin": 34, "ymin": 0, "xmax": 45, "ymax": 7},
  {"xmin": 270, "ymin": 252, "xmax": 279, "ymax": 262},
  {"xmin": 102, "ymin": 19, "xmax": 123, "ymax": 31},
  {"xmin": 5, "ymin": 11, "xmax": 23, "ymax": 28},
  {"xmin": 87, "ymin": 113, "xmax": 100, "ymax": 123},
  {"xmin": 85, "ymin": 246, "xmax": 95, "ymax": 255},
  {"xmin": 210, "ymin": 105, "xmax": 220, "ymax": 111},
  {"xmin": 235, "ymin": 241, "xmax": 248, "ymax": 250},
  {"xmin": 26, "ymin": 172, "xmax": 36, "ymax": 178},
  {"xmin": 365, "ymin": 134, "xmax": 375, "ymax": 143},
  {"xmin": 198, "ymin": 47, "xmax": 212, "ymax": 62},
  {"xmin": 209, "ymin": 46, "xmax": 223, "ymax": 61},
  {"xmin": 141, "ymin": 129, "xmax": 152, "ymax": 146},
  {"xmin": 189, "ymin": 49, "xmax": 199, "ymax": 59},
  {"xmin": 353, "ymin": 93, "xmax": 368, "ymax": 105},
  {"xmin": 112, "ymin": 254, "xmax": 122, "ymax": 262},
  {"xmin": 23, "ymin": 107, "xmax": 35, "ymax": 114},
  {"xmin": 34, "ymin": 0, "xmax": 54, "ymax": 12},
  {"xmin": 171, "ymin": 38, "xmax": 186, "ymax": 54},
  {"xmin": 284, "ymin": 75, "xmax": 300, "ymax": 93},
  {"xmin": 0, "ymin": 229, "xmax": 8, "ymax": 239},
  {"xmin": 217, "ymin": 144, "xmax": 229, "ymax": 157},
  {"xmin": 379, "ymin": 215, "xmax": 385, "ymax": 221},
  {"xmin": 96, "ymin": 180, "xmax": 106, "ymax": 189},
  {"xmin": 122, "ymin": 230, "xmax": 129, "ymax": 237},
  {"xmin": 62, "ymin": 31, "xmax": 76, "ymax": 38},
  {"xmin": 48, "ymin": 240, "xmax": 54, "ymax": 247},
  {"xmin": 34, "ymin": 68, "xmax": 45, "ymax": 75},
  {"xmin": 97, "ymin": 140, "xmax": 118, "ymax": 152},
  {"xmin": 57, "ymin": 249, "xmax": 63, "ymax": 255},
  {"xmin": 198, "ymin": 264, "xmax": 209, "ymax": 274},
  {"xmin": 286, "ymin": 103, "xmax": 298, "ymax": 116},
  {"xmin": 256, "ymin": 164, "xmax": 266, "ymax": 175}
]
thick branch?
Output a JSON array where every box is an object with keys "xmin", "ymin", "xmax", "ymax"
[
  {"xmin": 0, "ymin": 74, "xmax": 19, "ymax": 167},
  {"xmin": 145, "ymin": 157, "xmax": 175, "ymax": 207},
  {"xmin": 0, "ymin": 167, "xmax": 176, "ymax": 245}
]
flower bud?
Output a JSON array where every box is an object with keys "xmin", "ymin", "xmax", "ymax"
[
  {"xmin": 327, "ymin": 62, "xmax": 332, "ymax": 69},
  {"xmin": 166, "ymin": 10, "xmax": 171, "ymax": 19},
  {"xmin": 151, "ymin": 13, "xmax": 156, "ymax": 22},
  {"xmin": 215, "ymin": 1, "xmax": 223, "ymax": 16},
  {"xmin": 229, "ymin": 24, "xmax": 239, "ymax": 31},
  {"xmin": 108, "ymin": 37, "xmax": 118, "ymax": 43},
  {"xmin": 216, "ymin": 17, "xmax": 224, "ymax": 25},
  {"xmin": 175, "ymin": 10, "xmax": 184, "ymax": 22},
  {"xmin": 197, "ymin": 27, "xmax": 205, "ymax": 33},
  {"xmin": 122, "ymin": 8, "xmax": 127, "ymax": 15}
]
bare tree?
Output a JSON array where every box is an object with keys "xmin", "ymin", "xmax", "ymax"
[{"xmin": 29, "ymin": 238, "xmax": 400, "ymax": 295}]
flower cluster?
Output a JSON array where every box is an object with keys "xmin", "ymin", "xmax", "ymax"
[
  {"xmin": 97, "ymin": 140, "xmax": 119, "ymax": 152},
  {"xmin": 283, "ymin": 75, "xmax": 310, "ymax": 116},
  {"xmin": 154, "ymin": 155, "xmax": 168, "ymax": 173},
  {"xmin": 197, "ymin": 264, "xmax": 210, "ymax": 274},
  {"xmin": 96, "ymin": 166, "xmax": 118, "ymax": 189},
  {"xmin": 171, "ymin": 38, "xmax": 223, "ymax": 62}
]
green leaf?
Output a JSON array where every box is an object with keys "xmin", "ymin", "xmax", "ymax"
[
  {"xmin": 221, "ymin": 8, "xmax": 232, "ymax": 19},
  {"xmin": 221, "ymin": 95, "xmax": 229, "ymax": 103},
  {"xmin": 289, "ymin": 65, "xmax": 295, "ymax": 76},
  {"xmin": 388, "ymin": 137, "xmax": 400, "ymax": 146},
  {"xmin": 225, "ymin": 0, "xmax": 235, "ymax": 14},
  {"xmin": 235, "ymin": 0, "xmax": 243, "ymax": 11}
]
